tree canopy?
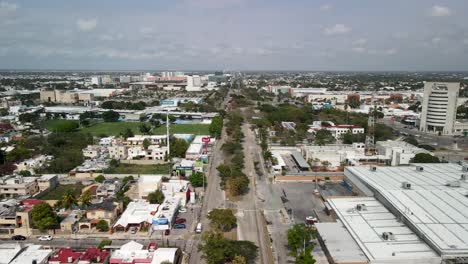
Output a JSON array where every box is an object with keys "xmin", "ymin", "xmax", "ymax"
[
  {"xmin": 31, "ymin": 202, "xmax": 59, "ymax": 231},
  {"xmin": 314, "ymin": 129, "xmax": 335, "ymax": 146},
  {"xmin": 412, "ymin": 153, "xmax": 440, "ymax": 163},
  {"xmin": 198, "ymin": 231, "xmax": 258, "ymax": 264},
  {"xmin": 189, "ymin": 172, "xmax": 206, "ymax": 187},
  {"xmin": 148, "ymin": 189, "xmax": 165, "ymax": 204},
  {"xmin": 102, "ymin": 110, "xmax": 120, "ymax": 122},
  {"xmin": 208, "ymin": 208, "xmax": 237, "ymax": 231}
]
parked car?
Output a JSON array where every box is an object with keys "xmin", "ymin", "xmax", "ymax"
[
  {"xmin": 165, "ymin": 229, "xmax": 170, "ymax": 236},
  {"xmin": 196, "ymin": 222, "xmax": 202, "ymax": 233},
  {"xmin": 11, "ymin": 235, "xmax": 26, "ymax": 241},
  {"xmin": 38, "ymin": 235, "xmax": 53, "ymax": 241},
  {"xmin": 173, "ymin": 224, "xmax": 186, "ymax": 229},
  {"xmin": 129, "ymin": 226, "xmax": 137, "ymax": 234},
  {"xmin": 175, "ymin": 218, "xmax": 186, "ymax": 224},
  {"xmin": 178, "ymin": 207, "xmax": 187, "ymax": 213}
]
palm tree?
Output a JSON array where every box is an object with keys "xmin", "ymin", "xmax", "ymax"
[
  {"xmin": 80, "ymin": 190, "xmax": 92, "ymax": 208},
  {"xmin": 62, "ymin": 190, "xmax": 77, "ymax": 210}
]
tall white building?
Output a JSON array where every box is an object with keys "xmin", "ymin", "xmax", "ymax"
[
  {"xmin": 419, "ymin": 82, "xmax": 460, "ymax": 135},
  {"xmin": 91, "ymin": 76, "xmax": 102, "ymax": 86}
]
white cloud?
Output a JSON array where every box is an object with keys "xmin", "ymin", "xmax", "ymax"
[
  {"xmin": 76, "ymin": 18, "xmax": 97, "ymax": 32},
  {"xmin": 432, "ymin": 37, "xmax": 441, "ymax": 44},
  {"xmin": 352, "ymin": 38, "xmax": 367, "ymax": 46},
  {"xmin": 384, "ymin": 48, "xmax": 398, "ymax": 55},
  {"xmin": 324, "ymin": 24, "xmax": 351, "ymax": 35},
  {"xmin": 0, "ymin": 2, "xmax": 17, "ymax": 15},
  {"xmin": 319, "ymin": 4, "xmax": 333, "ymax": 12},
  {"xmin": 430, "ymin": 5, "xmax": 452, "ymax": 17},
  {"xmin": 352, "ymin": 47, "xmax": 366, "ymax": 53}
]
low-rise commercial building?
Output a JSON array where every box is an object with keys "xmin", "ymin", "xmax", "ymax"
[
  {"xmin": 113, "ymin": 200, "xmax": 158, "ymax": 232},
  {"xmin": 375, "ymin": 140, "xmax": 428, "ymax": 166}
]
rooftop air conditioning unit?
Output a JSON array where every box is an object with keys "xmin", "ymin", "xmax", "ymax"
[
  {"xmin": 416, "ymin": 166, "xmax": 424, "ymax": 172},
  {"xmin": 382, "ymin": 232, "xmax": 395, "ymax": 241},
  {"xmin": 356, "ymin": 204, "xmax": 367, "ymax": 211},
  {"xmin": 461, "ymin": 174, "xmax": 467, "ymax": 181},
  {"xmin": 370, "ymin": 166, "xmax": 377, "ymax": 172},
  {"xmin": 402, "ymin": 182, "xmax": 412, "ymax": 189},
  {"xmin": 447, "ymin": 181, "xmax": 461, "ymax": 188}
]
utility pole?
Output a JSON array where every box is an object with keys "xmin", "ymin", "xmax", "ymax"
[{"xmin": 166, "ymin": 110, "xmax": 170, "ymax": 157}]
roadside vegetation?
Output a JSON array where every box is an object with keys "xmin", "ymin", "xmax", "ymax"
[
  {"xmin": 287, "ymin": 224, "xmax": 316, "ymax": 264},
  {"xmin": 216, "ymin": 112, "xmax": 249, "ymax": 197}
]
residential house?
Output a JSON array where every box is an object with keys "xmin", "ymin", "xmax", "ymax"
[
  {"xmin": 37, "ymin": 174, "xmax": 59, "ymax": 192},
  {"xmin": 80, "ymin": 198, "xmax": 122, "ymax": 230},
  {"xmin": 0, "ymin": 175, "xmax": 39, "ymax": 198},
  {"xmin": 108, "ymin": 145, "xmax": 128, "ymax": 160},
  {"xmin": 15, "ymin": 155, "xmax": 53, "ymax": 174},
  {"xmin": 96, "ymin": 180, "xmax": 122, "ymax": 198},
  {"xmin": 113, "ymin": 200, "xmax": 158, "ymax": 232},
  {"xmin": 78, "ymin": 248, "xmax": 110, "ymax": 264},
  {"xmin": 49, "ymin": 248, "xmax": 83, "ymax": 264},
  {"xmin": 10, "ymin": 245, "xmax": 53, "ymax": 264},
  {"xmin": 109, "ymin": 241, "xmax": 153, "ymax": 264}
]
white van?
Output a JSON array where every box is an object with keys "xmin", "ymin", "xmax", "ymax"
[{"xmin": 196, "ymin": 222, "xmax": 202, "ymax": 233}]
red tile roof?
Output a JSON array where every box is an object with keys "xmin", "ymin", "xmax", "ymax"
[
  {"xmin": 80, "ymin": 248, "xmax": 109, "ymax": 263},
  {"xmin": 49, "ymin": 248, "xmax": 83, "ymax": 263}
]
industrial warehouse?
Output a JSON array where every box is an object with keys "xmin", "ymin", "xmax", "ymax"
[{"xmin": 318, "ymin": 163, "xmax": 468, "ymax": 264}]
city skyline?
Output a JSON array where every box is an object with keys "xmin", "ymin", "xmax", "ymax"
[{"xmin": 1, "ymin": 0, "xmax": 468, "ymax": 71}]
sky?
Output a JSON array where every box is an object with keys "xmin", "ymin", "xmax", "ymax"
[{"xmin": 0, "ymin": 0, "xmax": 468, "ymax": 71}]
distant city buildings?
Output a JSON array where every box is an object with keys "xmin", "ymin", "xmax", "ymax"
[{"xmin": 419, "ymin": 82, "xmax": 460, "ymax": 135}]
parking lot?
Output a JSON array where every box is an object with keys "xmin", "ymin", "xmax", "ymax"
[{"xmin": 276, "ymin": 182, "xmax": 335, "ymax": 224}]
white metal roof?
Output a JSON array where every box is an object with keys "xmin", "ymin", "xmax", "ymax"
[
  {"xmin": 328, "ymin": 197, "xmax": 441, "ymax": 263},
  {"xmin": 346, "ymin": 163, "xmax": 468, "ymax": 257},
  {"xmin": 114, "ymin": 200, "xmax": 158, "ymax": 228},
  {"xmin": 10, "ymin": 245, "xmax": 53, "ymax": 264},
  {"xmin": 315, "ymin": 221, "xmax": 368, "ymax": 263},
  {"xmin": 151, "ymin": 248, "xmax": 178, "ymax": 264}
]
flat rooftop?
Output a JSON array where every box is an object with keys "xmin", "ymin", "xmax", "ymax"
[
  {"xmin": 315, "ymin": 221, "xmax": 368, "ymax": 263},
  {"xmin": 328, "ymin": 197, "xmax": 440, "ymax": 263},
  {"xmin": 346, "ymin": 163, "xmax": 468, "ymax": 258}
]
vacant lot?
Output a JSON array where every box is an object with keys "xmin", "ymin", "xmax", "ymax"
[
  {"xmin": 37, "ymin": 183, "xmax": 84, "ymax": 200},
  {"xmin": 80, "ymin": 122, "xmax": 142, "ymax": 136},
  {"xmin": 152, "ymin": 124, "xmax": 210, "ymax": 135},
  {"xmin": 104, "ymin": 163, "xmax": 172, "ymax": 174}
]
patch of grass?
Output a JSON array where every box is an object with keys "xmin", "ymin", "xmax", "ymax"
[
  {"xmin": 104, "ymin": 163, "xmax": 172, "ymax": 174},
  {"xmin": 80, "ymin": 122, "xmax": 143, "ymax": 136},
  {"xmin": 37, "ymin": 183, "xmax": 84, "ymax": 200},
  {"xmin": 42, "ymin": 120, "xmax": 79, "ymax": 132},
  {"xmin": 152, "ymin": 124, "xmax": 210, "ymax": 135}
]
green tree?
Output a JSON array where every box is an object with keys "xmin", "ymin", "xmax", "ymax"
[
  {"xmin": 168, "ymin": 115, "xmax": 176, "ymax": 123},
  {"xmin": 97, "ymin": 239, "xmax": 112, "ymax": 249},
  {"xmin": 189, "ymin": 172, "xmax": 206, "ymax": 187},
  {"xmin": 412, "ymin": 153, "xmax": 440, "ymax": 163},
  {"xmin": 139, "ymin": 124, "xmax": 152, "ymax": 135},
  {"xmin": 31, "ymin": 202, "xmax": 58, "ymax": 231},
  {"xmin": 227, "ymin": 175, "xmax": 249, "ymax": 196},
  {"xmin": 143, "ymin": 138, "xmax": 151, "ymax": 150},
  {"xmin": 209, "ymin": 116, "xmax": 223, "ymax": 139},
  {"xmin": 96, "ymin": 220, "xmax": 109, "ymax": 232},
  {"xmin": 404, "ymin": 136, "xmax": 419, "ymax": 146},
  {"xmin": 102, "ymin": 110, "xmax": 120, "ymax": 122},
  {"xmin": 208, "ymin": 208, "xmax": 237, "ymax": 231},
  {"xmin": 80, "ymin": 190, "xmax": 92, "ymax": 207},
  {"xmin": 198, "ymin": 231, "xmax": 258, "ymax": 264},
  {"xmin": 287, "ymin": 224, "xmax": 316, "ymax": 262},
  {"xmin": 232, "ymin": 255, "xmax": 247, "ymax": 264},
  {"xmin": 314, "ymin": 129, "xmax": 335, "ymax": 146},
  {"xmin": 148, "ymin": 189, "xmax": 165, "ymax": 204},
  {"xmin": 62, "ymin": 190, "xmax": 78, "ymax": 209},
  {"xmin": 95, "ymin": 175, "xmax": 105, "ymax": 183},
  {"xmin": 122, "ymin": 128, "xmax": 134, "ymax": 138},
  {"xmin": 170, "ymin": 138, "xmax": 189, "ymax": 158}
]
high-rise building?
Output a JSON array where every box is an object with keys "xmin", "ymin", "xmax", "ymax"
[{"xmin": 419, "ymin": 82, "xmax": 460, "ymax": 135}]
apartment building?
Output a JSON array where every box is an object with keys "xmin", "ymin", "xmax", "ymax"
[{"xmin": 0, "ymin": 176, "xmax": 39, "ymax": 198}]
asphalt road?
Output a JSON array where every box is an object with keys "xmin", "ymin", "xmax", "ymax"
[
  {"xmin": 235, "ymin": 122, "xmax": 271, "ymax": 264},
  {"xmin": 380, "ymin": 118, "xmax": 468, "ymax": 150}
]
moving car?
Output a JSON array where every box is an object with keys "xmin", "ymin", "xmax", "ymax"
[
  {"xmin": 306, "ymin": 216, "xmax": 319, "ymax": 226},
  {"xmin": 175, "ymin": 218, "xmax": 186, "ymax": 224},
  {"xmin": 38, "ymin": 235, "xmax": 53, "ymax": 241},
  {"xmin": 178, "ymin": 207, "xmax": 187, "ymax": 213},
  {"xmin": 196, "ymin": 222, "xmax": 202, "ymax": 233},
  {"xmin": 11, "ymin": 235, "xmax": 26, "ymax": 241},
  {"xmin": 173, "ymin": 224, "xmax": 186, "ymax": 229}
]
